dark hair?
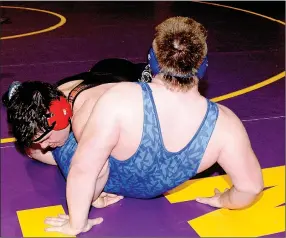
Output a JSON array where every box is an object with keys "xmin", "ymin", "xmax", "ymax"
[
  {"xmin": 154, "ymin": 16, "xmax": 207, "ymax": 91},
  {"xmin": 3, "ymin": 81, "xmax": 64, "ymax": 148}
]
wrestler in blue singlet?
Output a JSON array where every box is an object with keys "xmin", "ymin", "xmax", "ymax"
[{"xmin": 52, "ymin": 81, "xmax": 218, "ymax": 199}]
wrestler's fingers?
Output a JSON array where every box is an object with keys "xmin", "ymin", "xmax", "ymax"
[
  {"xmin": 99, "ymin": 192, "xmax": 107, "ymax": 197},
  {"xmin": 196, "ymin": 197, "xmax": 211, "ymax": 204},
  {"xmin": 106, "ymin": 193, "xmax": 123, "ymax": 198},
  {"xmin": 45, "ymin": 226, "xmax": 63, "ymax": 232},
  {"xmin": 45, "ymin": 217, "xmax": 66, "ymax": 222},
  {"xmin": 196, "ymin": 197, "xmax": 222, "ymax": 208},
  {"xmin": 44, "ymin": 218, "xmax": 66, "ymax": 227},
  {"xmin": 82, "ymin": 218, "xmax": 104, "ymax": 232},
  {"xmin": 89, "ymin": 217, "xmax": 104, "ymax": 226},
  {"xmin": 214, "ymin": 188, "xmax": 221, "ymax": 195},
  {"xmin": 105, "ymin": 196, "xmax": 124, "ymax": 206}
]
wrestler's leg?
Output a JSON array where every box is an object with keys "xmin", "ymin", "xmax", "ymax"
[
  {"xmin": 55, "ymin": 72, "xmax": 91, "ymax": 87},
  {"xmin": 56, "ymin": 58, "xmax": 150, "ymax": 89},
  {"xmin": 90, "ymin": 58, "xmax": 152, "ymax": 83},
  {"xmin": 90, "ymin": 58, "xmax": 139, "ymax": 82},
  {"xmin": 55, "ymin": 58, "xmax": 139, "ymax": 89}
]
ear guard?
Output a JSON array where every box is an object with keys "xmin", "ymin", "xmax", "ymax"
[
  {"xmin": 148, "ymin": 47, "xmax": 208, "ymax": 79},
  {"xmin": 196, "ymin": 56, "xmax": 208, "ymax": 79},
  {"xmin": 47, "ymin": 96, "xmax": 73, "ymax": 131},
  {"xmin": 33, "ymin": 96, "xmax": 72, "ymax": 142},
  {"xmin": 148, "ymin": 47, "xmax": 161, "ymax": 76}
]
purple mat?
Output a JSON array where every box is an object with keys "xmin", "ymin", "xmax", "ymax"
[{"xmin": 1, "ymin": 2, "xmax": 285, "ymax": 237}]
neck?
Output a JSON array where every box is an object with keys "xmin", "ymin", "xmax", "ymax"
[{"xmin": 151, "ymin": 74, "xmax": 200, "ymax": 96}]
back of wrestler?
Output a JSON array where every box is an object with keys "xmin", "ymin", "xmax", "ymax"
[{"xmin": 64, "ymin": 16, "xmax": 262, "ymax": 205}]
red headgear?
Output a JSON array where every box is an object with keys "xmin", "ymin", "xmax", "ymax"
[{"xmin": 47, "ymin": 96, "xmax": 73, "ymax": 131}]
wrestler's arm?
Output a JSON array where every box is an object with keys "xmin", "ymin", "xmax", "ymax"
[
  {"xmin": 25, "ymin": 147, "xmax": 57, "ymax": 165},
  {"xmin": 216, "ymin": 109, "xmax": 264, "ymax": 209},
  {"xmin": 66, "ymin": 89, "xmax": 120, "ymax": 231}
]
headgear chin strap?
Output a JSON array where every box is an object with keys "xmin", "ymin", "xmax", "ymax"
[
  {"xmin": 33, "ymin": 96, "xmax": 72, "ymax": 142},
  {"xmin": 148, "ymin": 47, "xmax": 208, "ymax": 79}
]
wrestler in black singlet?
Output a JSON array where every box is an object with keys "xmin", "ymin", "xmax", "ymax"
[{"xmin": 2, "ymin": 58, "xmax": 151, "ymax": 107}]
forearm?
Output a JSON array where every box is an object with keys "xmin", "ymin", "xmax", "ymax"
[
  {"xmin": 220, "ymin": 186, "xmax": 262, "ymax": 209},
  {"xmin": 66, "ymin": 165, "xmax": 97, "ymax": 231}
]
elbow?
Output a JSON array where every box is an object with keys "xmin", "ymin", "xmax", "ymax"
[
  {"xmin": 240, "ymin": 183, "xmax": 264, "ymax": 209},
  {"xmin": 243, "ymin": 181, "xmax": 264, "ymax": 196},
  {"xmin": 253, "ymin": 183, "xmax": 264, "ymax": 195},
  {"xmin": 251, "ymin": 176, "xmax": 264, "ymax": 195},
  {"xmin": 231, "ymin": 181, "xmax": 264, "ymax": 209},
  {"xmin": 244, "ymin": 174, "xmax": 265, "ymax": 195}
]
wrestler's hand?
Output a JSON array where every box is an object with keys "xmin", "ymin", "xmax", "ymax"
[
  {"xmin": 196, "ymin": 188, "xmax": 229, "ymax": 208},
  {"xmin": 45, "ymin": 214, "xmax": 103, "ymax": 236},
  {"xmin": 92, "ymin": 192, "xmax": 124, "ymax": 208}
]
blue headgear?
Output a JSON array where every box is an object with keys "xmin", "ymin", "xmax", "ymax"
[{"xmin": 148, "ymin": 47, "xmax": 208, "ymax": 79}]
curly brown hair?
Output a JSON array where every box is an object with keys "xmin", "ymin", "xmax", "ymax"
[{"xmin": 153, "ymin": 16, "xmax": 207, "ymax": 91}]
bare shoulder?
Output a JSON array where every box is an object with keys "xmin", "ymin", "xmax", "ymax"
[
  {"xmin": 90, "ymin": 82, "xmax": 143, "ymax": 124},
  {"xmin": 57, "ymin": 80, "xmax": 83, "ymax": 97},
  {"xmin": 97, "ymin": 82, "xmax": 142, "ymax": 106},
  {"xmin": 217, "ymin": 104, "xmax": 246, "ymax": 131},
  {"xmin": 215, "ymin": 103, "xmax": 252, "ymax": 154},
  {"xmin": 217, "ymin": 103, "xmax": 241, "ymax": 121},
  {"xmin": 102, "ymin": 82, "xmax": 141, "ymax": 96},
  {"xmin": 214, "ymin": 103, "xmax": 252, "ymax": 150},
  {"xmin": 77, "ymin": 83, "xmax": 141, "ymax": 149}
]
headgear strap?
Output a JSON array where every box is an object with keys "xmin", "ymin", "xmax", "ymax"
[{"xmin": 148, "ymin": 47, "xmax": 208, "ymax": 79}]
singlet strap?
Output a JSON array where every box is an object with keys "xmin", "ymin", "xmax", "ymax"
[
  {"xmin": 137, "ymin": 82, "xmax": 160, "ymax": 129},
  {"xmin": 67, "ymin": 82, "xmax": 98, "ymax": 109}
]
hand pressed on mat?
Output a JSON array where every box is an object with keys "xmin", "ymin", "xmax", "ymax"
[
  {"xmin": 45, "ymin": 214, "xmax": 103, "ymax": 236},
  {"xmin": 196, "ymin": 188, "xmax": 229, "ymax": 208},
  {"xmin": 44, "ymin": 192, "xmax": 123, "ymax": 235},
  {"xmin": 92, "ymin": 192, "xmax": 124, "ymax": 208}
]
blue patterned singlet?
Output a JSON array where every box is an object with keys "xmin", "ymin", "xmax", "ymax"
[{"xmin": 52, "ymin": 82, "xmax": 219, "ymax": 199}]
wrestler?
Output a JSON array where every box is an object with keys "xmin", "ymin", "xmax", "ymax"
[
  {"xmin": 4, "ymin": 17, "xmax": 263, "ymax": 236},
  {"xmin": 44, "ymin": 17, "xmax": 262, "ymax": 235},
  {"xmin": 2, "ymin": 58, "xmax": 151, "ymax": 208}
]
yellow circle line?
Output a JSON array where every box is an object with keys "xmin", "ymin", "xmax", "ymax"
[
  {"xmin": 191, "ymin": 1, "xmax": 285, "ymax": 103},
  {"xmin": 211, "ymin": 71, "xmax": 285, "ymax": 102},
  {"xmin": 1, "ymin": 2, "xmax": 285, "ymax": 144},
  {"xmin": 2, "ymin": 72, "xmax": 284, "ymax": 144},
  {"xmin": 193, "ymin": 1, "xmax": 285, "ymax": 26},
  {"xmin": 0, "ymin": 6, "xmax": 66, "ymax": 40},
  {"xmin": 0, "ymin": 138, "xmax": 16, "ymax": 144}
]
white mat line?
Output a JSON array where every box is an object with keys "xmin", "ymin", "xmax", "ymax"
[
  {"xmin": 242, "ymin": 115, "xmax": 285, "ymax": 122},
  {"xmin": 0, "ymin": 145, "xmax": 15, "ymax": 149},
  {"xmin": 0, "ymin": 116, "xmax": 284, "ymax": 149},
  {"xmin": 1, "ymin": 57, "xmax": 143, "ymax": 68}
]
